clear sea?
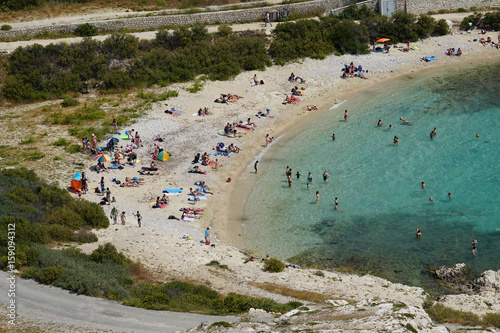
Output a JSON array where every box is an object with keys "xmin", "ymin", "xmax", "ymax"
[{"xmin": 242, "ymin": 61, "xmax": 500, "ymax": 293}]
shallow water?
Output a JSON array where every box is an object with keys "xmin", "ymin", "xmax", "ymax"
[{"xmin": 243, "ymin": 61, "xmax": 500, "ymax": 292}]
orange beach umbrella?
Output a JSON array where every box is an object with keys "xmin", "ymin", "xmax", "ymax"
[{"xmin": 376, "ymin": 38, "xmax": 391, "ymax": 43}]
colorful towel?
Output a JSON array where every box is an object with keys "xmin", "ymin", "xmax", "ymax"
[{"xmin": 163, "ymin": 188, "xmax": 183, "ymax": 194}]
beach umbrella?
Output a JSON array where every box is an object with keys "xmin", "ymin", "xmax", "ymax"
[
  {"xmin": 376, "ymin": 38, "xmax": 390, "ymax": 43},
  {"xmin": 107, "ymin": 137, "xmax": 119, "ymax": 145},
  {"xmin": 71, "ymin": 172, "xmax": 82, "ymax": 191},
  {"xmin": 157, "ymin": 151, "xmax": 170, "ymax": 161},
  {"xmin": 114, "ymin": 152, "xmax": 124, "ymax": 159},
  {"xmin": 93, "ymin": 154, "xmax": 112, "ymax": 162}
]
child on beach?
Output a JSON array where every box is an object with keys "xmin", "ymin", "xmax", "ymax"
[{"xmin": 120, "ymin": 211, "xmax": 126, "ymax": 225}]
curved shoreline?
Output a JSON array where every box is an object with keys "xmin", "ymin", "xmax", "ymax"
[{"xmin": 221, "ymin": 52, "xmax": 500, "ymax": 258}]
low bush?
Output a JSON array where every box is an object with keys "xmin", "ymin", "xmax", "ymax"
[
  {"xmin": 89, "ymin": 243, "xmax": 130, "ymax": 265},
  {"xmin": 52, "ymin": 138, "xmax": 69, "ymax": 146},
  {"xmin": 0, "ymin": 25, "xmax": 12, "ymax": 31},
  {"xmin": 264, "ymin": 258, "xmax": 285, "ymax": 273},
  {"xmin": 73, "ymin": 229, "xmax": 98, "ymax": 243},
  {"xmin": 37, "ymin": 266, "xmax": 65, "ymax": 284},
  {"xmin": 74, "ymin": 23, "xmax": 97, "ymax": 37},
  {"xmin": 65, "ymin": 144, "xmax": 82, "ymax": 154},
  {"xmin": 61, "ymin": 95, "xmax": 80, "ymax": 107}
]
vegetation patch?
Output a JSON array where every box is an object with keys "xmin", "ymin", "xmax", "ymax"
[
  {"xmin": 425, "ymin": 303, "xmax": 500, "ymax": 328},
  {"xmin": 263, "ymin": 258, "xmax": 285, "ymax": 273},
  {"xmin": 249, "ymin": 282, "xmax": 330, "ymax": 302}
]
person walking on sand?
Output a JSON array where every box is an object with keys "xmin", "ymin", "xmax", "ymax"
[
  {"xmin": 111, "ymin": 206, "xmax": 118, "ymax": 224},
  {"xmin": 205, "ymin": 227, "xmax": 210, "ymax": 245},
  {"xmin": 316, "ymin": 191, "xmax": 320, "ymax": 202},
  {"xmin": 344, "ymin": 110, "xmax": 348, "ymax": 122},
  {"xmin": 254, "ymin": 161, "xmax": 259, "ymax": 174},
  {"xmin": 112, "ymin": 118, "xmax": 118, "ymax": 132},
  {"xmin": 120, "ymin": 211, "xmax": 126, "ymax": 225},
  {"xmin": 265, "ymin": 134, "xmax": 270, "ymax": 147},
  {"xmin": 133, "ymin": 211, "xmax": 142, "ymax": 227}
]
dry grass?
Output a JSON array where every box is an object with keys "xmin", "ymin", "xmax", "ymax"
[
  {"xmin": 126, "ymin": 261, "xmax": 156, "ymax": 283},
  {"xmin": 249, "ymin": 282, "xmax": 331, "ymax": 302}
]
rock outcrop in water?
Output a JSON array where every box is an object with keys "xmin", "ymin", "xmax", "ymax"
[
  {"xmin": 429, "ymin": 264, "xmax": 500, "ymax": 295},
  {"xmin": 427, "ymin": 263, "xmax": 475, "ymax": 293}
]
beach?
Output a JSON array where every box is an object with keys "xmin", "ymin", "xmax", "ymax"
[{"xmin": 67, "ymin": 19, "xmax": 500, "ymax": 318}]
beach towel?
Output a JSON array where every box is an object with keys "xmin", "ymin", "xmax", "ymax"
[
  {"xmin": 216, "ymin": 149, "xmax": 230, "ymax": 155},
  {"xmin": 108, "ymin": 164, "xmax": 124, "ymax": 169},
  {"xmin": 188, "ymin": 195, "xmax": 207, "ymax": 201},
  {"xmin": 182, "ymin": 216, "xmax": 195, "ymax": 221},
  {"xmin": 163, "ymin": 188, "xmax": 183, "ymax": 194},
  {"xmin": 118, "ymin": 134, "xmax": 129, "ymax": 140},
  {"xmin": 427, "ymin": 56, "xmax": 436, "ymax": 61},
  {"xmin": 411, "ymin": 45, "xmax": 420, "ymax": 50}
]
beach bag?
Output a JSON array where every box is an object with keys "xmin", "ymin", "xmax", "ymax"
[
  {"xmin": 260, "ymin": 80, "xmax": 265, "ymax": 85},
  {"xmin": 94, "ymin": 187, "xmax": 100, "ymax": 193}
]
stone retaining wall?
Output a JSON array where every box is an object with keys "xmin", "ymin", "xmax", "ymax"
[
  {"xmin": 403, "ymin": 0, "xmax": 499, "ymax": 15},
  {"xmin": 0, "ymin": 0, "xmax": 372, "ymax": 39}
]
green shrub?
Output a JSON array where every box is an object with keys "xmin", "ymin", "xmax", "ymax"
[
  {"xmin": 314, "ymin": 270, "xmax": 325, "ymax": 277},
  {"xmin": 218, "ymin": 24, "xmax": 232, "ymax": 37},
  {"xmin": 21, "ymin": 266, "xmax": 39, "ymax": 280},
  {"xmin": 65, "ymin": 144, "xmax": 81, "ymax": 154},
  {"xmin": 52, "ymin": 138, "xmax": 69, "ymax": 146},
  {"xmin": 61, "ymin": 95, "xmax": 79, "ymax": 107},
  {"xmin": 206, "ymin": 260, "xmax": 220, "ymax": 266},
  {"xmin": 89, "ymin": 243, "xmax": 130, "ymax": 265},
  {"xmin": 1, "ymin": 25, "xmax": 12, "ymax": 31},
  {"xmin": 460, "ymin": 12, "xmax": 483, "ymax": 30},
  {"xmin": 37, "ymin": 266, "xmax": 65, "ymax": 284},
  {"xmin": 19, "ymin": 137, "xmax": 35, "ymax": 145},
  {"xmin": 74, "ymin": 23, "xmax": 97, "ymax": 37},
  {"xmin": 457, "ymin": 8, "xmax": 467, "ymax": 13},
  {"xmin": 425, "ymin": 303, "xmax": 481, "ymax": 326},
  {"xmin": 433, "ymin": 19, "xmax": 450, "ymax": 36},
  {"xmin": 211, "ymin": 321, "xmax": 232, "ymax": 327},
  {"xmin": 48, "ymin": 224, "xmax": 74, "ymax": 241},
  {"xmin": 263, "ymin": 258, "xmax": 285, "ymax": 273}
]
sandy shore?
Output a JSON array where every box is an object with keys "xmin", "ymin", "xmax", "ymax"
[{"xmin": 68, "ymin": 22, "xmax": 500, "ymax": 317}]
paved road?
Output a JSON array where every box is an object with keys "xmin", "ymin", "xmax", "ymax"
[{"xmin": 0, "ymin": 271, "xmax": 237, "ymax": 332}]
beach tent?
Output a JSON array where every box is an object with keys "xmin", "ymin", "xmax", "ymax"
[
  {"xmin": 71, "ymin": 172, "xmax": 82, "ymax": 191},
  {"xmin": 157, "ymin": 151, "xmax": 170, "ymax": 161}
]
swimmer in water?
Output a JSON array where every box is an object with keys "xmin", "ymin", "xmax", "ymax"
[
  {"xmin": 377, "ymin": 119, "xmax": 383, "ymax": 126},
  {"xmin": 429, "ymin": 196, "xmax": 435, "ymax": 203},
  {"xmin": 306, "ymin": 182, "xmax": 310, "ymax": 189},
  {"xmin": 476, "ymin": 133, "xmax": 480, "ymax": 138},
  {"xmin": 296, "ymin": 171, "xmax": 301, "ymax": 179},
  {"xmin": 332, "ymin": 133, "xmax": 336, "ymax": 141},
  {"xmin": 400, "ymin": 116, "xmax": 411, "ymax": 125},
  {"xmin": 430, "ymin": 128, "xmax": 437, "ymax": 139},
  {"xmin": 394, "ymin": 136, "xmax": 399, "ymax": 144},
  {"xmin": 307, "ymin": 172, "xmax": 313, "ymax": 182},
  {"xmin": 316, "ymin": 191, "xmax": 319, "ymax": 202},
  {"xmin": 323, "ymin": 171, "xmax": 329, "ymax": 182},
  {"xmin": 420, "ymin": 181, "xmax": 425, "ymax": 189},
  {"xmin": 387, "ymin": 124, "xmax": 392, "ymax": 130},
  {"xmin": 416, "ymin": 229, "xmax": 422, "ymax": 238},
  {"xmin": 334, "ymin": 197, "xmax": 338, "ymax": 210},
  {"xmin": 448, "ymin": 192, "xmax": 452, "ymax": 200}
]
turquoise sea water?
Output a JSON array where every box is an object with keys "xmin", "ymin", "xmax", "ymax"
[{"xmin": 243, "ymin": 62, "xmax": 500, "ymax": 292}]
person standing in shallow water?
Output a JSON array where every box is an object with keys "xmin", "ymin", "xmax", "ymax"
[
  {"xmin": 316, "ymin": 191, "xmax": 319, "ymax": 202},
  {"xmin": 430, "ymin": 128, "xmax": 437, "ymax": 139},
  {"xmin": 344, "ymin": 110, "xmax": 348, "ymax": 122},
  {"xmin": 331, "ymin": 133, "xmax": 336, "ymax": 141},
  {"xmin": 254, "ymin": 161, "xmax": 259, "ymax": 174}
]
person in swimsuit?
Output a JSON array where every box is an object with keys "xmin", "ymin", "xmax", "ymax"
[
  {"xmin": 332, "ymin": 133, "xmax": 336, "ymax": 140},
  {"xmin": 377, "ymin": 119, "xmax": 383, "ymax": 126},
  {"xmin": 344, "ymin": 110, "xmax": 348, "ymax": 122},
  {"xmin": 323, "ymin": 171, "xmax": 329, "ymax": 182},
  {"xmin": 394, "ymin": 136, "xmax": 399, "ymax": 144},
  {"xmin": 416, "ymin": 229, "xmax": 422, "ymax": 238},
  {"xmin": 430, "ymin": 128, "xmax": 437, "ymax": 139},
  {"xmin": 296, "ymin": 171, "xmax": 301, "ymax": 179},
  {"xmin": 307, "ymin": 172, "xmax": 313, "ymax": 182},
  {"xmin": 420, "ymin": 182, "xmax": 425, "ymax": 189},
  {"xmin": 334, "ymin": 197, "xmax": 338, "ymax": 210},
  {"xmin": 316, "ymin": 191, "xmax": 319, "ymax": 202},
  {"xmin": 448, "ymin": 192, "xmax": 452, "ymax": 200}
]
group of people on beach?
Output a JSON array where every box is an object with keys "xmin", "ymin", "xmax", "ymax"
[{"xmin": 341, "ymin": 62, "xmax": 368, "ymax": 79}]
